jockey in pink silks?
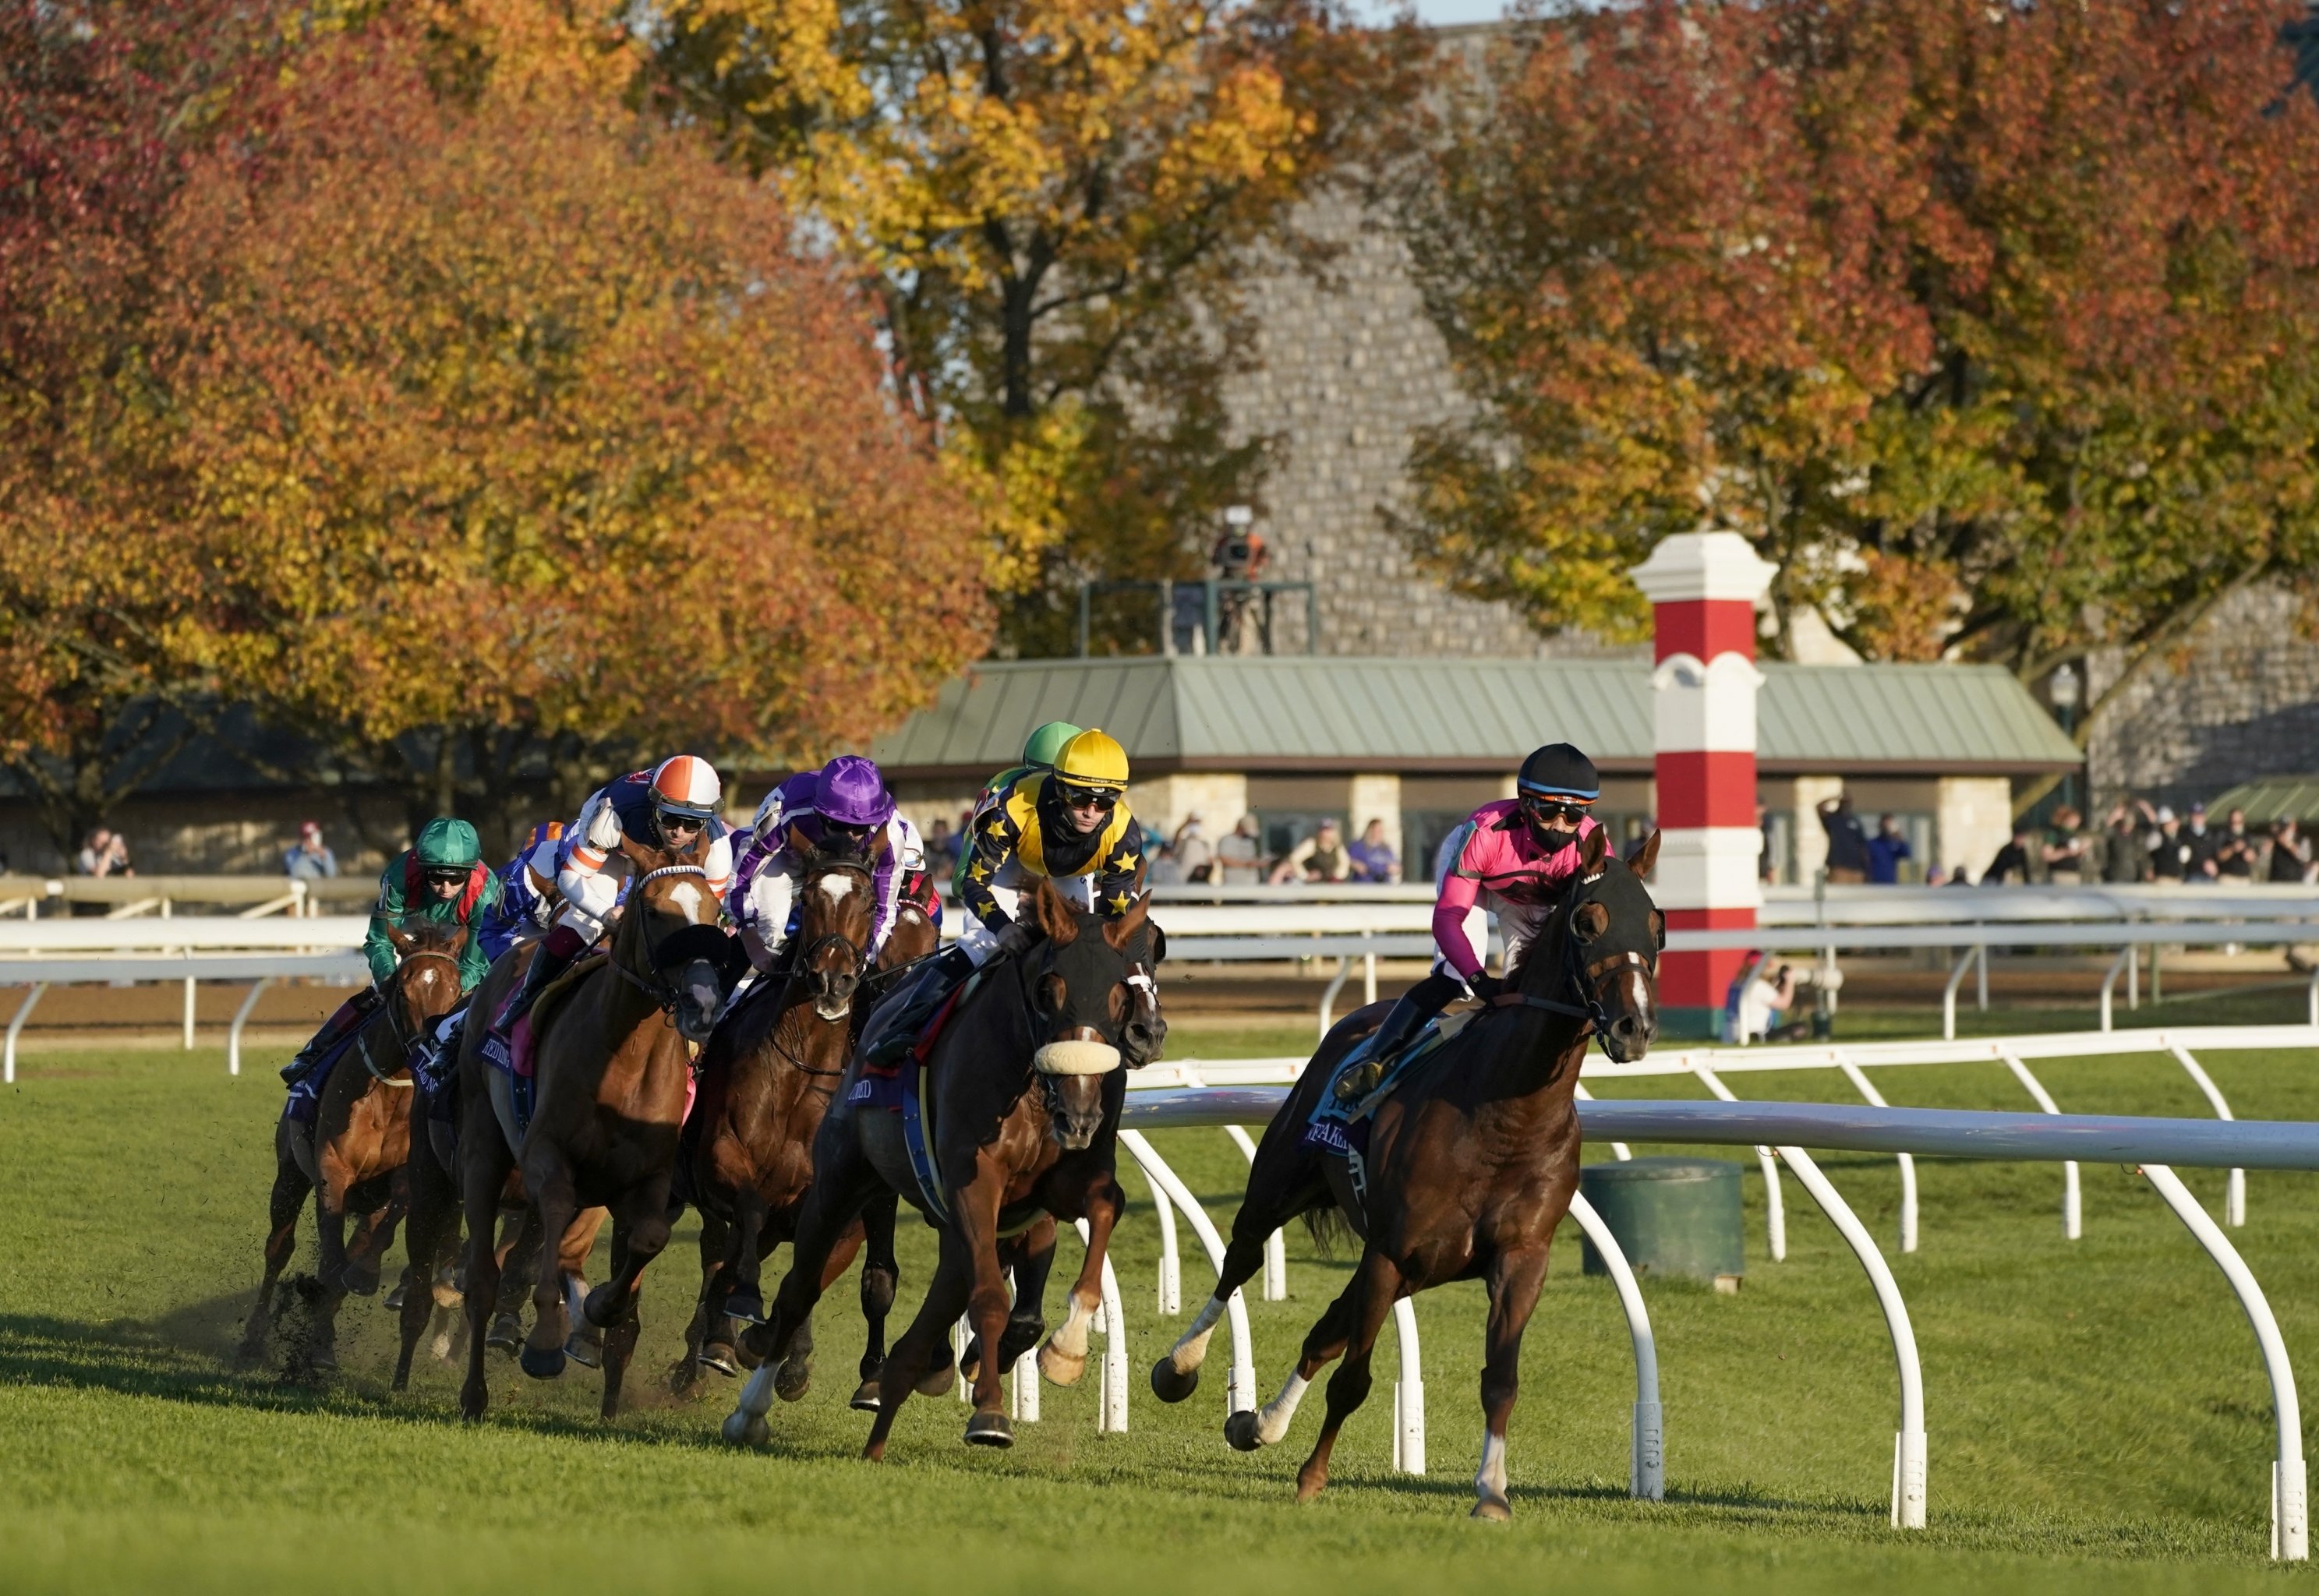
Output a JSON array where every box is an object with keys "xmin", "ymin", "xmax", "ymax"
[{"xmin": 1334, "ymin": 742, "xmax": 1605, "ymax": 1100}]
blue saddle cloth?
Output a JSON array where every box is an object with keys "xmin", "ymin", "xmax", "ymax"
[
  {"xmin": 281, "ymin": 1026, "xmax": 370, "ymax": 1125},
  {"xmin": 1300, "ymin": 1017, "xmax": 1456, "ymax": 1150}
]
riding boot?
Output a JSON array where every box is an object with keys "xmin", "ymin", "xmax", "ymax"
[
  {"xmin": 490, "ymin": 925, "xmax": 585, "ymax": 1043},
  {"xmin": 281, "ymin": 985, "xmax": 384, "ymax": 1084},
  {"xmin": 1333, "ymin": 972, "xmax": 1462, "ymax": 1103},
  {"xmin": 859, "ymin": 946, "xmax": 974, "ymax": 1070}
]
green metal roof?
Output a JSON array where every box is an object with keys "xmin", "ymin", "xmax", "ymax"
[
  {"xmin": 869, "ymin": 657, "xmax": 2082, "ymax": 779},
  {"xmin": 2208, "ymin": 775, "xmax": 2319, "ymax": 821}
]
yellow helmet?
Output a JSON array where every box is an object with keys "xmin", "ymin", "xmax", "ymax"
[{"xmin": 1052, "ymin": 728, "xmax": 1129, "ymax": 793}]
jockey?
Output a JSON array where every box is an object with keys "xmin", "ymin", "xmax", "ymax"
[
  {"xmin": 728, "ymin": 754, "xmax": 921, "ymax": 971},
  {"xmin": 952, "ymin": 719, "xmax": 1082, "ymax": 900},
  {"xmin": 281, "ymin": 817, "xmax": 500, "ymax": 1085},
  {"xmin": 486, "ymin": 754, "xmax": 731, "ymax": 1048},
  {"xmin": 1334, "ymin": 742, "xmax": 1605, "ymax": 1101},
  {"xmin": 476, "ymin": 820, "xmax": 563, "ymax": 966},
  {"xmin": 860, "ymin": 728, "xmax": 1144, "ymax": 1066}
]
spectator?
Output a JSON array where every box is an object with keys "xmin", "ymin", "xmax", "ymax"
[
  {"xmin": 1758, "ymin": 802, "xmax": 1776, "ymax": 885},
  {"xmin": 1346, "ymin": 818, "xmax": 1400, "ymax": 884},
  {"xmin": 282, "ymin": 820, "xmax": 339, "ymax": 880},
  {"xmin": 1215, "ymin": 814, "xmax": 1264, "ymax": 885},
  {"xmin": 75, "ymin": 827, "xmax": 133, "ymax": 878},
  {"xmin": 1270, "ymin": 817, "xmax": 1352, "ymax": 884},
  {"xmin": 1925, "ymin": 863, "xmax": 1947, "ymax": 887},
  {"xmin": 1817, "ymin": 794, "xmax": 1871, "ymax": 884},
  {"xmin": 2041, "ymin": 806, "xmax": 2091, "ymax": 885},
  {"xmin": 2269, "ymin": 818, "xmax": 2313, "ymax": 884},
  {"xmin": 2181, "ymin": 801, "xmax": 2220, "ymax": 881},
  {"xmin": 2149, "ymin": 807, "xmax": 2190, "ymax": 881},
  {"xmin": 1943, "ymin": 863, "xmax": 1974, "ymax": 888},
  {"xmin": 1984, "ymin": 824, "xmax": 2043, "ymax": 885},
  {"xmin": 2214, "ymin": 807, "xmax": 2257, "ymax": 881},
  {"xmin": 2098, "ymin": 801, "xmax": 2154, "ymax": 884},
  {"xmin": 1732, "ymin": 955, "xmax": 1810, "ymax": 1044},
  {"xmin": 1865, "ymin": 814, "xmax": 1912, "ymax": 885},
  {"xmin": 1172, "ymin": 814, "xmax": 1216, "ymax": 885},
  {"xmin": 924, "ymin": 817, "xmax": 959, "ymax": 874}
]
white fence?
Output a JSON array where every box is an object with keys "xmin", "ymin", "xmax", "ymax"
[{"xmin": 1106, "ymin": 1026, "xmax": 2319, "ymax": 1555}]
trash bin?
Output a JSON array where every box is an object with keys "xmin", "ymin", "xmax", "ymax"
[{"xmin": 1578, "ymin": 1157, "xmax": 1744, "ymax": 1292}]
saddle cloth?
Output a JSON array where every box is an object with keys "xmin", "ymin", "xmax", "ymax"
[
  {"xmin": 1301, "ymin": 1004, "xmax": 1483, "ymax": 1148},
  {"xmin": 281, "ymin": 1023, "xmax": 372, "ymax": 1126}
]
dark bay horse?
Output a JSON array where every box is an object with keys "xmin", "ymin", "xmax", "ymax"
[
  {"xmin": 676, "ymin": 839, "xmax": 902, "ymax": 1400},
  {"xmin": 724, "ymin": 877, "xmax": 1165, "ymax": 1456},
  {"xmin": 454, "ymin": 836, "xmax": 737, "ymax": 1421},
  {"xmin": 1152, "ymin": 828, "xmax": 1661, "ymax": 1519},
  {"xmin": 238, "ymin": 922, "xmax": 467, "ymax": 1370}
]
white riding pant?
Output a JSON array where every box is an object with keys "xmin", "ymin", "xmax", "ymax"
[{"xmin": 958, "ymin": 866, "xmax": 1094, "ymax": 966}]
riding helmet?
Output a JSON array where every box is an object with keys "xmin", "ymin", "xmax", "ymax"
[
  {"xmin": 814, "ymin": 754, "xmax": 894, "ymax": 830},
  {"xmin": 1515, "ymin": 743, "xmax": 1600, "ymax": 802},
  {"xmin": 649, "ymin": 754, "xmax": 723, "ymax": 822},
  {"xmin": 415, "ymin": 817, "xmax": 483, "ymax": 869},
  {"xmin": 1052, "ymin": 729, "xmax": 1131, "ymax": 795},
  {"xmin": 1020, "ymin": 720, "xmax": 1084, "ymax": 771}
]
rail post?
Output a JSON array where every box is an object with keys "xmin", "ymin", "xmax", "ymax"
[
  {"xmin": 1564, "ymin": 1189, "xmax": 1665, "ymax": 1499},
  {"xmin": 1836, "ymin": 1053, "xmax": 1917, "ymax": 1253},
  {"xmin": 1692, "ymin": 1062, "xmax": 1786, "ymax": 1261},
  {"xmin": 2000, "ymin": 1050, "xmax": 2080, "ymax": 1239},
  {"xmin": 2168, "ymin": 1045, "xmax": 2246, "ymax": 1227},
  {"xmin": 1390, "ymin": 1298, "xmax": 1425, "ymax": 1474}
]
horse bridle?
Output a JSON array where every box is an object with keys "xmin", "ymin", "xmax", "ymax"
[
  {"xmin": 1493, "ymin": 874, "xmax": 1657, "ymax": 1036},
  {"xmin": 359, "ymin": 946, "xmax": 463, "ymax": 1085},
  {"xmin": 610, "ymin": 862, "xmax": 718, "ymax": 1015},
  {"xmin": 763, "ymin": 860, "xmax": 878, "ymax": 1079}
]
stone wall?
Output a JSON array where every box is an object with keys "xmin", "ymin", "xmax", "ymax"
[{"xmin": 2087, "ymin": 583, "xmax": 2319, "ymax": 810}]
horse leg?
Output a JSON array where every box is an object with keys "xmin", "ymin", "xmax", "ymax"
[
  {"xmin": 724, "ymin": 1148, "xmax": 884, "ymax": 1446},
  {"xmin": 341, "ymin": 1181, "xmax": 405, "ymax": 1296},
  {"xmin": 963, "ymin": 1218, "xmax": 1051, "ymax": 1382},
  {"xmin": 309, "ymin": 1191, "xmax": 351, "ymax": 1372},
  {"xmin": 1473, "ymin": 1247, "xmax": 1549, "ymax": 1521},
  {"xmin": 860, "ymin": 1237, "xmax": 975, "ymax": 1463},
  {"xmin": 775, "ymin": 1220, "xmax": 865, "ymax": 1405},
  {"xmin": 394, "ymin": 1146, "xmax": 455, "ymax": 1390},
  {"xmin": 484, "ymin": 1206, "xmax": 540, "ymax": 1354},
  {"xmin": 1155, "ymin": 1143, "xmax": 1317, "ymax": 1403},
  {"xmin": 237, "ymin": 1123, "xmax": 312, "ymax": 1368},
  {"xmin": 518, "ymin": 1139, "xmax": 581, "ymax": 1381},
  {"xmin": 719, "ymin": 1185, "xmax": 772, "ymax": 1326},
  {"xmin": 1040, "ymin": 1174, "xmax": 1121, "ymax": 1386},
  {"xmin": 953, "ymin": 1165, "xmax": 1016, "ymax": 1446},
  {"xmin": 457, "ymin": 1134, "xmax": 516, "ymax": 1420},
  {"xmin": 853, "ymin": 1189, "xmax": 900, "ymax": 1406},
  {"xmin": 678, "ymin": 1209, "xmax": 734, "ymax": 1390},
  {"xmin": 557, "ymin": 1206, "xmax": 610, "ymax": 1370},
  {"xmin": 1291, "ymin": 1248, "xmax": 1404, "ymax": 1503}
]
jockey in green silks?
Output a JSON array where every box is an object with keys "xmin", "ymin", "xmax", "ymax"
[{"xmin": 281, "ymin": 817, "xmax": 502, "ymax": 1085}]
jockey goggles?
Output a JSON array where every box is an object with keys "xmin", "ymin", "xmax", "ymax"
[
  {"xmin": 657, "ymin": 807, "xmax": 709, "ymax": 835},
  {"xmin": 1054, "ymin": 780, "xmax": 1119, "ymax": 814},
  {"xmin": 1522, "ymin": 795, "xmax": 1593, "ymax": 828},
  {"xmin": 422, "ymin": 865, "xmax": 471, "ymax": 888}
]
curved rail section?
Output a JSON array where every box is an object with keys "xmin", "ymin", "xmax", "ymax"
[{"xmin": 1121, "ymin": 1089, "xmax": 2313, "ymax": 1559}]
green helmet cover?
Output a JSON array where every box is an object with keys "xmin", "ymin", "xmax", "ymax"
[
  {"xmin": 415, "ymin": 817, "xmax": 483, "ymax": 869},
  {"xmin": 1020, "ymin": 720, "xmax": 1084, "ymax": 770}
]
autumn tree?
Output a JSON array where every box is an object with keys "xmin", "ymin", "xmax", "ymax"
[
  {"xmin": 643, "ymin": 0, "xmax": 1404, "ymax": 654},
  {"xmin": 160, "ymin": 3, "xmax": 990, "ymax": 848},
  {"xmin": 1400, "ymin": 0, "xmax": 2319, "ymax": 765},
  {"xmin": 0, "ymin": 0, "xmax": 279, "ymax": 857}
]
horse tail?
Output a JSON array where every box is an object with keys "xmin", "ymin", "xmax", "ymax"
[{"xmin": 1302, "ymin": 1204, "xmax": 1355, "ymax": 1260}]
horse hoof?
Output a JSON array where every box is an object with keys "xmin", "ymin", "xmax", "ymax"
[
  {"xmin": 563, "ymin": 1329, "xmax": 603, "ymax": 1370},
  {"xmin": 1224, "ymin": 1410, "xmax": 1262, "ymax": 1452},
  {"xmin": 849, "ymin": 1379, "xmax": 882, "ymax": 1412},
  {"xmin": 963, "ymin": 1411, "xmax": 1014, "ymax": 1448},
  {"xmin": 723, "ymin": 1288, "xmax": 765, "ymax": 1326},
  {"xmin": 1037, "ymin": 1341, "xmax": 1087, "ymax": 1387},
  {"xmin": 720, "ymin": 1410, "xmax": 769, "ymax": 1449},
  {"xmin": 1149, "ymin": 1358, "xmax": 1200, "ymax": 1404},
  {"xmin": 518, "ymin": 1344, "xmax": 566, "ymax": 1380},
  {"xmin": 486, "ymin": 1312, "xmax": 524, "ymax": 1355},
  {"xmin": 342, "ymin": 1265, "xmax": 382, "ymax": 1298},
  {"xmin": 582, "ymin": 1284, "xmax": 620, "ymax": 1329},
  {"xmin": 1472, "ymin": 1495, "xmax": 1512, "ymax": 1523},
  {"xmin": 697, "ymin": 1342, "xmax": 742, "ymax": 1379},
  {"xmin": 915, "ymin": 1361, "xmax": 956, "ymax": 1398},
  {"xmin": 772, "ymin": 1356, "xmax": 812, "ymax": 1404},
  {"xmin": 383, "ymin": 1278, "xmax": 408, "ymax": 1312},
  {"xmin": 306, "ymin": 1347, "xmax": 338, "ymax": 1373}
]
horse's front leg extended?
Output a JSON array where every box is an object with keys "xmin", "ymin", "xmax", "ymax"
[
  {"xmin": 518, "ymin": 1142, "xmax": 580, "ymax": 1381},
  {"xmin": 1291, "ymin": 1248, "xmax": 1403, "ymax": 1501},
  {"xmin": 1474, "ymin": 1246, "xmax": 1550, "ymax": 1521},
  {"xmin": 239, "ymin": 1122, "xmax": 313, "ymax": 1368},
  {"xmin": 854, "ymin": 1189, "xmax": 901, "ymax": 1407},
  {"xmin": 1041, "ymin": 1177, "xmax": 1121, "ymax": 1386},
  {"xmin": 955, "ymin": 1156, "xmax": 1016, "ymax": 1445},
  {"xmin": 861, "ymin": 1235, "xmax": 974, "ymax": 1463}
]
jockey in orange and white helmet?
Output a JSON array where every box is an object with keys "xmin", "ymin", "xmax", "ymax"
[{"xmin": 485, "ymin": 755, "xmax": 732, "ymax": 1054}]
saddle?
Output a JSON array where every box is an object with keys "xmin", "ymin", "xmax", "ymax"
[
  {"xmin": 281, "ymin": 1022, "xmax": 373, "ymax": 1126},
  {"xmin": 1305, "ymin": 1004, "xmax": 1482, "ymax": 1140}
]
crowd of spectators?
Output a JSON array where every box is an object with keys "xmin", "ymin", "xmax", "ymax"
[
  {"xmin": 1806, "ymin": 791, "xmax": 2318, "ymax": 888},
  {"xmin": 921, "ymin": 805, "xmax": 1405, "ymax": 887}
]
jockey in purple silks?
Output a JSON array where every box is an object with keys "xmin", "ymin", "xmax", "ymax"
[{"xmin": 728, "ymin": 754, "xmax": 922, "ymax": 972}]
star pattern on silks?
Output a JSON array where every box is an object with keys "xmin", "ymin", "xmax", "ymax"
[
  {"xmin": 967, "ymin": 857, "xmax": 992, "ymax": 883},
  {"xmin": 1105, "ymin": 889, "xmax": 1134, "ymax": 914},
  {"xmin": 984, "ymin": 816, "xmax": 1009, "ymax": 839},
  {"xmin": 1105, "ymin": 844, "xmax": 1137, "ymax": 874}
]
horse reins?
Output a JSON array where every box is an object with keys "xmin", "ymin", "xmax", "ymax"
[
  {"xmin": 358, "ymin": 946, "xmax": 464, "ymax": 1086},
  {"xmin": 1490, "ymin": 874, "xmax": 1656, "ymax": 1036},
  {"xmin": 609, "ymin": 862, "xmax": 716, "ymax": 1018}
]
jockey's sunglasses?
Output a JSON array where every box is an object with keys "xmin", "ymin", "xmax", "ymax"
[
  {"xmin": 1523, "ymin": 796, "xmax": 1593, "ymax": 826},
  {"xmin": 1056, "ymin": 783, "xmax": 1119, "ymax": 814},
  {"xmin": 422, "ymin": 867, "xmax": 469, "ymax": 888},
  {"xmin": 658, "ymin": 809, "xmax": 708, "ymax": 835}
]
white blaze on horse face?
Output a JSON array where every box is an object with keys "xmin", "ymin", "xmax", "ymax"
[
  {"xmin": 817, "ymin": 872, "xmax": 857, "ymax": 907},
  {"xmin": 1254, "ymin": 1371, "xmax": 1309, "ymax": 1446},
  {"xmin": 1167, "ymin": 1294, "xmax": 1225, "ymax": 1374},
  {"xmin": 665, "ymin": 880, "xmax": 710, "ymax": 923}
]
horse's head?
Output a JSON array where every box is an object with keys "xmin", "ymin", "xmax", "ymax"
[
  {"xmin": 1525, "ymin": 828, "xmax": 1663, "ymax": 1064},
  {"xmin": 788, "ymin": 824, "xmax": 881, "ymax": 1021},
  {"xmin": 384, "ymin": 919, "xmax": 468, "ymax": 1045},
  {"xmin": 1020, "ymin": 876, "xmax": 1165, "ymax": 1150},
  {"xmin": 620, "ymin": 835, "xmax": 734, "ymax": 1044}
]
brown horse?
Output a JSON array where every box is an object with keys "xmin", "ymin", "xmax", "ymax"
[
  {"xmin": 454, "ymin": 834, "xmax": 736, "ymax": 1421},
  {"xmin": 1151, "ymin": 828, "xmax": 1661, "ymax": 1519},
  {"xmin": 725, "ymin": 877, "xmax": 1165, "ymax": 1455},
  {"xmin": 676, "ymin": 840, "xmax": 901, "ymax": 1399},
  {"xmin": 238, "ymin": 922, "xmax": 467, "ymax": 1370}
]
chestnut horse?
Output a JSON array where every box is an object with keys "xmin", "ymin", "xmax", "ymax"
[
  {"xmin": 1153, "ymin": 828, "xmax": 1662, "ymax": 1519},
  {"xmin": 454, "ymin": 835, "xmax": 737, "ymax": 1420},
  {"xmin": 725, "ymin": 877, "xmax": 1165, "ymax": 1455},
  {"xmin": 238, "ymin": 922, "xmax": 467, "ymax": 1370},
  {"xmin": 676, "ymin": 840, "xmax": 903, "ymax": 1399}
]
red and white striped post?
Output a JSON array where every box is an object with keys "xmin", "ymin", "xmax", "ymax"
[{"xmin": 1631, "ymin": 532, "xmax": 1777, "ymax": 1040}]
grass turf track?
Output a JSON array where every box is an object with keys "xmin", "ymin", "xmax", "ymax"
[{"xmin": 2, "ymin": 1034, "xmax": 2317, "ymax": 1594}]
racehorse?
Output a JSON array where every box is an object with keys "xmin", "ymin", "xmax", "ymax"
[
  {"xmin": 454, "ymin": 834, "xmax": 737, "ymax": 1421},
  {"xmin": 675, "ymin": 839, "xmax": 903, "ymax": 1401},
  {"xmin": 1151, "ymin": 828, "xmax": 1661, "ymax": 1519},
  {"xmin": 725, "ymin": 876, "xmax": 1165, "ymax": 1456},
  {"xmin": 238, "ymin": 922, "xmax": 466, "ymax": 1370}
]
